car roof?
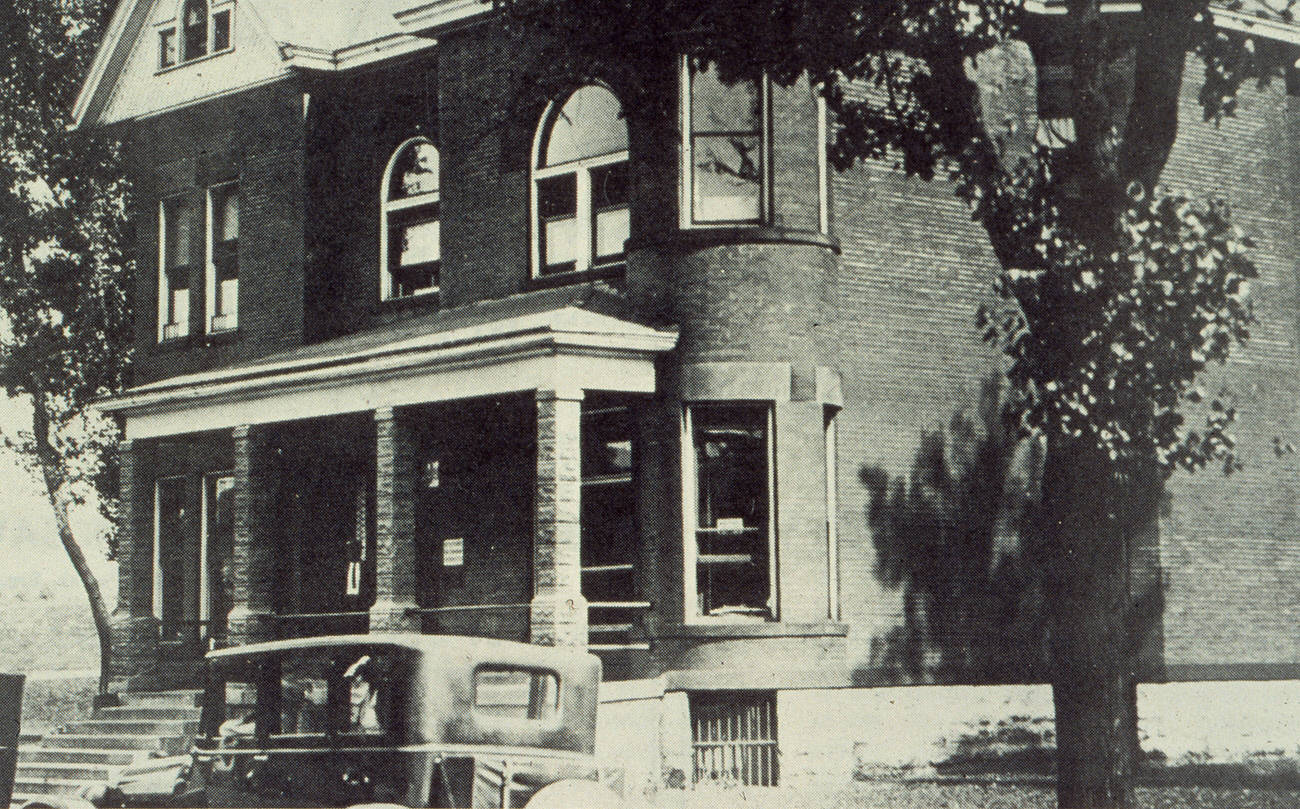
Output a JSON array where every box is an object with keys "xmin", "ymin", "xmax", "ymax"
[{"xmin": 205, "ymin": 633, "xmax": 597, "ymax": 668}]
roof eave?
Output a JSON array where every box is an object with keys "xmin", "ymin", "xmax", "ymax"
[{"xmin": 95, "ymin": 318, "xmax": 678, "ymax": 419}]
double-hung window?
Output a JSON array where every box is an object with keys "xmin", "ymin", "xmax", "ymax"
[
  {"xmin": 159, "ymin": 196, "xmax": 196, "ymax": 341},
  {"xmin": 682, "ymin": 58, "xmax": 769, "ymax": 226},
  {"xmin": 206, "ymin": 182, "xmax": 239, "ymax": 333},
  {"xmin": 532, "ymin": 85, "xmax": 630, "ymax": 277},
  {"xmin": 158, "ymin": 0, "xmax": 233, "ymax": 69},
  {"xmin": 380, "ymin": 138, "xmax": 440, "ymax": 299},
  {"xmin": 683, "ymin": 404, "xmax": 776, "ymax": 621}
]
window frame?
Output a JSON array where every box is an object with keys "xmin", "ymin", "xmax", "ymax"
[
  {"xmin": 156, "ymin": 0, "xmax": 235, "ymax": 71},
  {"xmin": 679, "ymin": 56, "xmax": 773, "ymax": 229},
  {"xmin": 680, "ymin": 403, "xmax": 778, "ymax": 624},
  {"xmin": 379, "ymin": 137, "xmax": 441, "ymax": 301},
  {"xmin": 158, "ymin": 194, "xmax": 195, "ymax": 342},
  {"xmin": 205, "ymin": 181, "xmax": 239, "ymax": 334},
  {"xmin": 529, "ymin": 85, "xmax": 631, "ymax": 279}
]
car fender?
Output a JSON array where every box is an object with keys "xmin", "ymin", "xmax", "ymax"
[
  {"xmin": 523, "ymin": 779, "xmax": 622, "ymax": 809},
  {"xmin": 17, "ymin": 798, "xmax": 99, "ymax": 809}
]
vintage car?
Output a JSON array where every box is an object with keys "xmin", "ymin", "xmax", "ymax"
[{"xmin": 47, "ymin": 634, "xmax": 620, "ymax": 809}]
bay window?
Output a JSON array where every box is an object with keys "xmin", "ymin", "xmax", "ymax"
[
  {"xmin": 684, "ymin": 404, "xmax": 776, "ymax": 620},
  {"xmin": 532, "ymin": 85, "xmax": 630, "ymax": 276},
  {"xmin": 682, "ymin": 58, "xmax": 769, "ymax": 226},
  {"xmin": 380, "ymin": 138, "xmax": 440, "ymax": 299}
]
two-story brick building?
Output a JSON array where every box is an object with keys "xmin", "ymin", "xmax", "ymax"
[{"xmin": 72, "ymin": 0, "xmax": 1300, "ymax": 794}]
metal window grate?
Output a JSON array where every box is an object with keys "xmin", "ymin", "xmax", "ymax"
[{"xmin": 691, "ymin": 692, "xmax": 778, "ymax": 787}]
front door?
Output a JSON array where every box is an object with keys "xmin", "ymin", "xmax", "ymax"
[
  {"xmin": 202, "ymin": 473, "xmax": 235, "ymax": 646},
  {"xmin": 156, "ymin": 476, "xmax": 200, "ymax": 647},
  {"xmin": 415, "ymin": 396, "xmax": 535, "ymax": 641}
]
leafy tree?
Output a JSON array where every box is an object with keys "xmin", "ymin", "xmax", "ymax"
[
  {"xmin": 497, "ymin": 0, "xmax": 1277, "ymax": 805},
  {"xmin": 0, "ymin": 0, "xmax": 131, "ymax": 695}
]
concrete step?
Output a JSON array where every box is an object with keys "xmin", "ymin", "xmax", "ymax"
[
  {"xmin": 116, "ymin": 689, "xmax": 201, "ymax": 708},
  {"xmin": 40, "ymin": 733, "xmax": 175, "ymax": 753},
  {"xmin": 12, "ymin": 777, "xmax": 93, "ymax": 797},
  {"xmin": 14, "ymin": 761, "xmax": 114, "ymax": 782},
  {"xmin": 56, "ymin": 718, "xmax": 197, "ymax": 737},
  {"xmin": 95, "ymin": 704, "xmax": 201, "ymax": 722},
  {"xmin": 18, "ymin": 747, "xmax": 144, "ymax": 766}
]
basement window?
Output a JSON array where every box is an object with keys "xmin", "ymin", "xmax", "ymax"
[{"xmin": 692, "ymin": 692, "xmax": 778, "ymax": 786}]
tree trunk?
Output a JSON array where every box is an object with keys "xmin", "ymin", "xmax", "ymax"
[
  {"xmin": 32, "ymin": 399, "xmax": 113, "ymax": 696},
  {"xmin": 1041, "ymin": 438, "xmax": 1138, "ymax": 809}
]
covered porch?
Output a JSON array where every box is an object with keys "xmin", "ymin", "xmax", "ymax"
[{"xmin": 100, "ymin": 287, "xmax": 677, "ymax": 690}]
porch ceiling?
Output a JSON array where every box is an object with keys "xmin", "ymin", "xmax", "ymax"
[{"xmin": 100, "ymin": 285, "xmax": 678, "ymax": 440}]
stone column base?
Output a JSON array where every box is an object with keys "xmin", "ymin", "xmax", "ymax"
[
  {"xmin": 226, "ymin": 607, "xmax": 275, "ymax": 647},
  {"xmin": 369, "ymin": 599, "xmax": 420, "ymax": 633},
  {"xmin": 530, "ymin": 593, "xmax": 588, "ymax": 647},
  {"xmin": 109, "ymin": 610, "xmax": 159, "ymax": 692}
]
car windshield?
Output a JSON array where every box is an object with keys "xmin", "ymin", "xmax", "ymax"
[{"xmin": 203, "ymin": 646, "xmax": 409, "ymax": 741}]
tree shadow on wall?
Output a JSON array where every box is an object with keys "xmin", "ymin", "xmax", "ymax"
[{"xmin": 860, "ymin": 379, "xmax": 1053, "ymax": 685}]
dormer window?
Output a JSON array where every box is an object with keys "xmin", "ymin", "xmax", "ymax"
[
  {"xmin": 531, "ymin": 85, "xmax": 630, "ymax": 277},
  {"xmin": 183, "ymin": 0, "xmax": 208, "ymax": 59},
  {"xmin": 158, "ymin": 0, "xmax": 233, "ymax": 69},
  {"xmin": 380, "ymin": 138, "xmax": 440, "ymax": 299}
]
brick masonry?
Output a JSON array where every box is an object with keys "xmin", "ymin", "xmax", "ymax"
[{"xmin": 106, "ymin": 9, "xmax": 1300, "ymax": 694}]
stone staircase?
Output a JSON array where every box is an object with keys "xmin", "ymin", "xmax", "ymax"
[{"xmin": 11, "ymin": 690, "xmax": 201, "ymax": 808}]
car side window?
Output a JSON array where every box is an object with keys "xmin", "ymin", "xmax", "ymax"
[
  {"xmin": 216, "ymin": 672, "xmax": 259, "ymax": 744},
  {"xmin": 280, "ymin": 655, "xmax": 331, "ymax": 736},
  {"xmin": 342, "ymin": 653, "xmax": 395, "ymax": 736}
]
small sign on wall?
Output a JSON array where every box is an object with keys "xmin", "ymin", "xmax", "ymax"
[{"xmin": 442, "ymin": 537, "xmax": 464, "ymax": 567}]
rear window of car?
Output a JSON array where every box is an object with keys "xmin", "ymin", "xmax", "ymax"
[{"xmin": 473, "ymin": 667, "xmax": 559, "ymax": 720}]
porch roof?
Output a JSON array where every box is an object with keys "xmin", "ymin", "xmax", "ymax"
[{"xmin": 101, "ymin": 284, "xmax": 678, "ymax": 440}]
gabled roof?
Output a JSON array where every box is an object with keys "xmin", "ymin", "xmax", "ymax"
[
  {"xmin": 75, "ymin": 0, "xmax": 1300, "ymax": 130},
  {"xmin": 71, "ymin": 0, "xmax": 492, "ymax": 129}
]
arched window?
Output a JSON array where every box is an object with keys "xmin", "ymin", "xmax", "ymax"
[
  {"xmin": 380, "ymin": 138, "xmax": 440, "ymax": 299},
  {"xmin": 182, "ymin": 0, "xmax": 209, "ymax": 60},
  {"xmin": 532, "ymin": 85, "xmax": 630, "ymax": 277}
]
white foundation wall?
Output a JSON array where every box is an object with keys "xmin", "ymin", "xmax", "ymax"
[{"xmin": 598, "ymin": 679, "xmax": 1300, "ymax": 796}]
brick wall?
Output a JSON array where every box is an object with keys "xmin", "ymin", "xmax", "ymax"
[
  {"xmin": 828, "ymin": 56, "xmax": 1300, "ymax": 679},
  {"xmin": 122, "ymin": 80, "xmax": 308, "ymax": 386}
]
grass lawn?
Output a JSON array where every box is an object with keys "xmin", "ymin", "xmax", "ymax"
[
  {"xmin": 16, "ymin": 674, "xmax": 97, "ymax": 736},
  {"xmin": 683, "ymin": 781, "xmax": 1300, "ymax": 808}
]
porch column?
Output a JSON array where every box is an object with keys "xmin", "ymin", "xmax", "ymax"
[
  {"xmin": 370, "ymin": 407, "xmax": 420, "ymax": 633},
  {"xmin": 531, "ymin": 389, "xmax": 587, "ymax": 646},
  {"xmin": 109, "ymin": 438, "xmax": 159, "ymax": 690},
  {"xmin": 227, "ymin": 425, "xmax": 276, "ymax": 646}
]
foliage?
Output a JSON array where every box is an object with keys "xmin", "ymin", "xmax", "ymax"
[
  {"xmin": 0, "ymin": 0, "xmax": 131, "ymax": 549},
  {"xmin": 0, "ymin": 0, "xmax": 131, "ymax": 695}
]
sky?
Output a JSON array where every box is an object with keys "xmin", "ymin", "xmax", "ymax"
[{"xmin": 0, "ymin": 393, "xmax": 115, "ymax": 602}]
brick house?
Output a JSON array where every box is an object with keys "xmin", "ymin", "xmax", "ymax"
[{"xmin": 73, "ymin": 0, "xmax": 1300, "ymax": 793}]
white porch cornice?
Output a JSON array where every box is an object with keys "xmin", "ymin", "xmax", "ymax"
[{"xmin": 100, "ymin": 306, "xmax": 678, "ymax": 440}]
